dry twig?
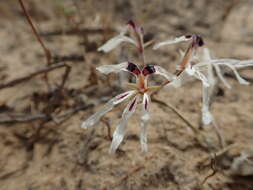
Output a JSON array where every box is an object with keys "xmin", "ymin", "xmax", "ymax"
[
  {"xmin": 201, "ymin": 153, "xmax": 218, "ymax": 185},
  {"xmin": 40, "ymin": 27, "xmax": 114, "ymax": 37},
  {"xmin": 18, "ymin": 0, "xmax": 51, "ymax": 64},
  {"xmin": 0, "ymin": 104, "xmax": 93, "ymax": 125},
  {"xmin": 0, "ymin": 63, "xmax": 68, "ymax": 90}
]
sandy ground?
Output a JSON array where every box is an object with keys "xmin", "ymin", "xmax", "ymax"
[{"xmin": 0, "ymin": 0, "xmax": 253, "ymax": 190}]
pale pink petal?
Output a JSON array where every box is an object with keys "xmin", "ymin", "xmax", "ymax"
[
  {"xmin": 98, "ymin": 35, "xmax": 136, "ymax": 52},
  {"xmin": 166, "ymin": 70, "xmax": 192, "ymax": 88},
  {"xmin": 81, "ymin": 90, "xmax": 136, "ymax": 129},
  {"xmin": 140, "ymin": 93, "xmax": 150, "ymax": 152},
  {"xmin": 219, "ymin": 63, "xmax": 250, "ymax": 85},
  {"xmin": 96, "ymin": 62, "xmax": 141, "ymax": 77},
  {"xmin": 202, "ymin": 86, "xmax": 213, "ymax": 125},
  {"xmin": 109, "ymin": 95, "xmax": 139, "ymax": 153},
  {"xmin": 153, "ymin": 35, "xmax": 191, "ymax": 49},
  {"xmin": 153, "ymin": 66, "xmax": 175, "ymax": 81},
  {"xmin": 235, "ymin": 59, "xmax": 253, "ymax": 68},
  {"xmin": 213, "ymin": 64, "xmax": 232, "ymax": 88},
  {"xmin": 96, "ymin": 62, "xmax": 128, "ymax": 74}
]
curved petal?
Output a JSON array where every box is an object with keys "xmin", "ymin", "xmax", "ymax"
[
  {"xmin": 213, "ymin": 64, "xmax": 231, "ymax": 88},
  {"xmin": 153, "ymin": 66, "xmax": 175, "ymax": 81},
  {"xmin": 184, "ymin": 65, "xmax": 209, "ymax": 87},
  {"xmin": 202, "ymin": 86, "xmax": 213, "ymax": 125},
  {"xmin": 109, "ymin": 95, "xmax": 139, "ymax": 153},
  {"xmin": 81, "ymin": 90, "xmax": 136, "ymax": 129},
  {"xmin": 96, "ymin": 62, "xmax": 128, "ymax": 74},
  {"xmin": 140, "ymin": 93, "xmax": 150, "ymax": 152},
  {"xmin": 202, "ymin": 48, "xmax": 216, "ymax": 86},
  {"xmin": 166, "ymin": 70, "xmax": 192, "ymax": 88},
  {"xmin": 98, "ymin": 35, "xmax": 136, "ymax": 53},
  {"xmin": 235, "ymin": 59, "xmax": 253, "ymax": 68},
  {"xmin": 194, "ymin": 69, "xmax": 209, "ymax": 87},
  {"xmin": 153, "ymin": 35, "xmax": 191, "ymax": 49},
  {"xmin": 220, "ymin": 63, "xmax": 250, "ymax": 85},
  {"xmin": 96, "ymin": 62, "xmax": 141, "ymax": 77}
]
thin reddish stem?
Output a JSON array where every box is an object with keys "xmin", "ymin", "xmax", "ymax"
[{"xmin": 18, "ymin": 0, "xmax": 51, "ymax": 65}]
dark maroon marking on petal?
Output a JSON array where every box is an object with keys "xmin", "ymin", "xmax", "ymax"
[
  {"xmin": 144, "ymin": 98, "xmax": 148, "ymax": 110},
  {"xmin": 192, "ymin": 34, "xmax": 204, "ymax": 47},
  {"xmin": 117, "ymin": 93, "xmax": 128, "ymax": 100},
  {"xmin": 142, "ymin": 64, "xmax": 156, "ymax": 76},
  {"xmin": 127, "ymin": 20, "xmax": 136, "ymax": 29},
  {"xmin": 197, "ymin": 36, "xmax": 204, "ymax": 46},
  {"xmin": 127, "ymin": 62, "xmax": 141, "ymax": 75},
  {"xmin": 129, "ymin": 98, "xmax": 137, "ymax": 111},
  {"xmin": 139, "ymin": 26, "xmax": 144, "ymax": 35},
  {"xmin": 185, "ymin": 35, "xmax": 192, "ymax": 39}
]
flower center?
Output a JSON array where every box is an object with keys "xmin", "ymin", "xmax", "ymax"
[{"xmin": 137, "ymin": 74, "xmax": 148, "ymax": 94}]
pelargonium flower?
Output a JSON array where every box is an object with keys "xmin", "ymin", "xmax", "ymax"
[
  {"xmin": 81, "ymin": 62, "xmax": 173, "ymax": 153},
  {"xmin": 154, "ymin": 34, "xmax": 209, "ymax": 88},
  {"xmin": 154, "ymin": 34, "xmax": 253, "ymax": 126}
]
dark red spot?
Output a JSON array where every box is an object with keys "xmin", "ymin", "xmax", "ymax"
[
  {"xmin": 196, "ymin": 36, "xmax": 204, "ymax": 46},
  {"xmin": 127, "ymin": 20, "xmax": 136, "ymax": 29},
  {"xmin": 144, "ymin": 98, "xmax": 148, "ymax": 110},
  {"xmin": 127, "ymin": 62, "xmax": 141, "ymax": 75},
  {"xmin": 142, "ymin": 65, "xmax": 156, "ymax": 76},
  {"xmin": 192, "ymin": 34, "xmax": 204, "ymax": 47},
  {"xmin": 129, "ymin": 98, "xmax": 137, "ymax": 111},
  {"xmin": 139, "ymin": 26, "xmax": 144, "ymax": 35},
  {"xmin": 185, "ymin": 35, "xmax": 192, "ymax": 39},
  {"xmin": 117, "ymin": 93, "xmax": 128, "ymax": 100}
]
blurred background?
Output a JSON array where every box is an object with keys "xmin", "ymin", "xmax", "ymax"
[{"xmin": 0, "ymin": 0, "xmax": 253, "ymax": 190}]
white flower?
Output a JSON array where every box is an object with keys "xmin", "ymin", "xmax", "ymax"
[
  {"xmin": 154, "ymin": 34, "xmax": 253, "ymax": 126},
  {"xmin": 155, "ymin": 35, "xmax": 209, "ymax": 88},
  {"xmin": 98, "ymin": 20, "xmax": 144, "ymax": 53},
  {"xmin": 81, "ymin": 62, "xmax": 174, "ymax": 153}
]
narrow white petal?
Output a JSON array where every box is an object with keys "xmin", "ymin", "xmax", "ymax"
[
  {"xmin": 166, "ymin": 70, "xmax": 191, "ymax": 88},
  {"xmin": 202, "ymin": 106, "xmax": 213, "ymax": 125},
  {"xmin": 96, "ymin": 62, "xmax": 128, "ymax": 74},
  {"xmin": 198, "ymin": 59, "xmax": 239, "ymax": 68},
  {"xmin": 203, "ymin": 47, "xmax": 211, "ymax": 60},
  {"xmin": 221, "ymin": 63, "xmax": 250, "ymax": 85},
  {"xmin": 201, "ymin": 86, "xmax": 213, "ymax": 125},
  {"xmin": 140, "ymin": 93, "xmax": 150, "ymax": 152},
  {"xmin": 235, "ymin": 59, "xmax": 253, "ymax": 68},
  {"xmin": 194, "ymin": 70, "xmax": 209, "ymax": 87},
  {"xmin": 214, "ymin": 64, "xmax": 231, "ymax": 88},
  {"xmin": 153, "ymin": 35, "xmax": 191, "ymax": 49},
  {"xmin": 185, "ymin": 66, "xmax": 195, "ymax": 76},
  {"xmin": 81, "ymin": 90, "xmax": 136, "ymax": 129},
  {"xmin": 98, "ymin": 35, "xmax": 136, "ymax": 53},
  {"xmin": 154, "ymin": 66, "xmax": 175, "ymax": 81},
  {"xmin": 184, "ymin": 66, "xmax": 209, "ymax": 87},
  {"xmin": 109, "ymin": 95, "xmax": 139, "ymax": 153}
]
